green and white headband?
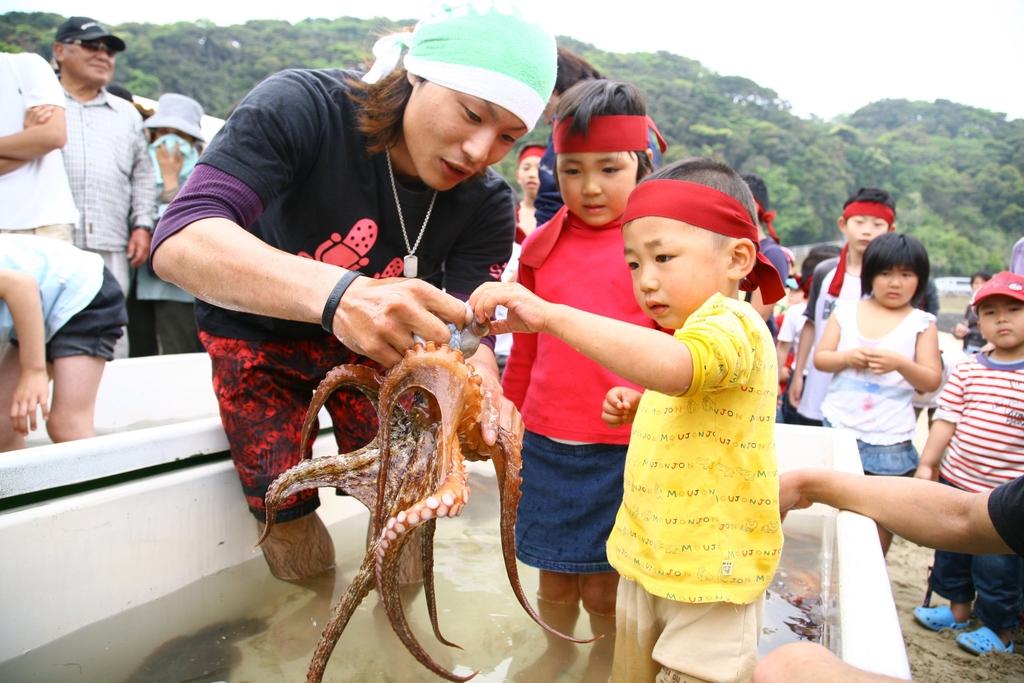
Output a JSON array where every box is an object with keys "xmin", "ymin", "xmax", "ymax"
[{"xmin": 363, "ymin": 1, "xmax": 557, "ymax": 132}]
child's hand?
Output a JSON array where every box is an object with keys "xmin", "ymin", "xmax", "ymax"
[
  {"xmin": 10, "ymin": 368, "xmax": 49, "ymax": 435},
  {"xmin": 863, "ymin": 348, "xmax": 904, "ymax": 374},
  {"xmin": 914, "ymin": 463, "xmax": 940, "ymax": 482},
  {"xmin": 844, "ymin": 347, "xmax": 871, "ymax": 370},
  {"xmin": 602, "ymin": 386, "xmax": 642, "ymax": 427},
  {"xmin": 469, "ymin": 282, "xmax": 551, "ymax": 335}
]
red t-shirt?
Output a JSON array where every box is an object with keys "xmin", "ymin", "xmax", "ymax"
[{"xmin": 502, "ymin": 207, "xmax": 659, "ymax": 444}]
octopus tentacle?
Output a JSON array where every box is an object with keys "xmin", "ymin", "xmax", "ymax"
[
  {"xmin": 299, "ymin": 364, "xmax": 383, "ymax": 458},
  {"xmin": 373, "ymin": 427, "xmax": 470, "ymax": 677},
  {"xmin": 258, "ymin": 445, "xmax": 379, "ymax": 546},
  {"xmin": 377, "ymin": 524, "xmax": 476, "ymax": 682},
  {"xmin": 419, "ymin": 518, "xmax": 461, "ymax": 650},
  {"xmin": 277, "ymin": 337, "xmax": 596, "ymax": 681},
  {"xmin": 261, "ymin": 363, "xmax": 386, "ymax": 545},
  {"xmin": 371, "ymin": 346, "xmax": 481, "ymax": 666},
  {"xmin": 306, "ymin": 549, "xmax": 378, "ymax": 683},
  {"xmin": 491, "ymin": 427, "xmax": 599, "ymax": 645}
]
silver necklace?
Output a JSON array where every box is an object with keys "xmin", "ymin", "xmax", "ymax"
[{"xmin": 386, "ymin": 149, "xmax": 437, "ymax": 278}]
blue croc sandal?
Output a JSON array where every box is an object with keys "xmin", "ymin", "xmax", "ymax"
[
  {"xmin": 956, "ymin": 626, "xmax": 1014, "ymax": 655},
  {"xmin": 913, "ymin": 605, "xmax": 970, "ymax": 632}
]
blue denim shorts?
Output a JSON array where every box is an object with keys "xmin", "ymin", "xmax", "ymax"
[
  {"xmin": 515, "ymin": 431, "xmax": 626, "ymax": 573},
  {"xmin": 821, "ymin": 418, "xmax": 918, "ymax": 475},
  {"xmin": 856, "ymin": 439, "xmax": 918, "ymax": 476}
]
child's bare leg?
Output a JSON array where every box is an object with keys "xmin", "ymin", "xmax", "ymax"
[
  {"xmin": 47, "ymin": 354, "xmax": 104, "ymax": 442},
  {"xmin": 580, "ymin": 572, "xmax": 617, "ymax": 682},
  {"xmin": 580, "ymin": 571, "xmax": 618, "ymax": 617},
  {"xmin": 539, "ymin": 568, "xmax": 582, "ymax": 603},
  {"xmin": 949, "ymin": 600, "xmax": 972, "ymax": 623},
  {"xmin": 582, "ymin": 610, "xmax": 615, "ymax": 683},
  {"xmin": 514, "ymin": 570, "xmax": 581, "ymax": 681},
  {"xmin": 0, "ymin": 346, "xmax": 26, "ymax": 451}
]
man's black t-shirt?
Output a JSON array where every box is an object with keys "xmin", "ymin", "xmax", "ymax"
[
  {"xmin": 988, "ymin": 475, "xmax": 1024, "ymax": 557},
  {"xmin": 196, "ymin": 68, "xmax": 515, "ymax": 340}
]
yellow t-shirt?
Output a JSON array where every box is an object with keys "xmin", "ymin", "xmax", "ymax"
[{"xmin": 607, "ymin": 293, "xmax": 783, "ymax": 604}]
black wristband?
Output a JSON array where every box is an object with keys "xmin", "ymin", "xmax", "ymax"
[{"xmin": 321, "ymin": 270, "xmax": 363, "ymax": 334}]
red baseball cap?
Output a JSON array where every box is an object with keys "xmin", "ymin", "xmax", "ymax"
[{"xmin": 972, "ymin": 271, "xmax": 1024, "ymax": 307}]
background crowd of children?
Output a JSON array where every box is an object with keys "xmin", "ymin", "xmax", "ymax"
[{"xmin": 493, "ymin": 49, "xmax": 1023, "ymax": 675}]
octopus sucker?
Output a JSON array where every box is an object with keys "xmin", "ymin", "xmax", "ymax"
[{"xmin": 264, "ymin": 340, "xmax": 594, "ymax": 682}]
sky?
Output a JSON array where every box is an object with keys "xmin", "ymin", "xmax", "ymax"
[{"xmin": 6, "ymin": 0, "xmax": 1024, "ymax": 121}]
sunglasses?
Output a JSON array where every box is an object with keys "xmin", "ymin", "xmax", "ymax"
[{"xmin": 63, "ymin": 39, "xmax": 117, "ymax": 56}]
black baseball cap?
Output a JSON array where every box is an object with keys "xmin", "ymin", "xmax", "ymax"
[{"xmin": 54, "ymin": 16, "xmax": 126, "ymax": 52}]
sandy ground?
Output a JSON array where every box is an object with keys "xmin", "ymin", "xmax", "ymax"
[
  {"xmin": 886, "ymin": 538, "xmax": 1023, "ymax": 682},
  {"xmin": 887, "ymin": 330, "xmax": 1023, "ymax": 682}
]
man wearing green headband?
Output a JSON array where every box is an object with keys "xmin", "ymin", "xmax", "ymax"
[{"xmin": 151, "ymin": 1, "xmax": 556, "ymax": 581}]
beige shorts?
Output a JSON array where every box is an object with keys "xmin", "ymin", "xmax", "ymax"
[
  {"xmin": 613, "ymin": 578, "xmax": 764, "ymax": 683},
  {"xmin": 0, "ymin": 223, "xmax": 73, "ymax": 242}
]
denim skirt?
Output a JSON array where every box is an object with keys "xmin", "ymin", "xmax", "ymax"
[
  {"xmin": 821, "ymin": 418, "xmax": 919, "ymax": 475},
  {"xmin": 857, "ymin": 439, "xmax": 919, "ymax": 475},
  {"xmin": 515, "ymin": 431, "xmax": 626, "ymax": 573}
]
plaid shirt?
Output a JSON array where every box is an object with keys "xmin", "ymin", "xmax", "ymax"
[{"xmin": 62, "ymin": 87, "xmax": 156, "ymax": 251}]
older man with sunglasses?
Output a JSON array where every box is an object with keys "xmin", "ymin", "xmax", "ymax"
[{"xmin": 52, "ymin": 17, "xmax": 155, "ymax": 357}]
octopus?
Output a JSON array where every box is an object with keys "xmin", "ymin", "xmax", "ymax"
[{"xmin": 259, "ymin": 325, "xmax": 592, "ymax": 682}]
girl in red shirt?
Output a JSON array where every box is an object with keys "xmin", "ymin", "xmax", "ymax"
[{"xmin": 501, "ymin": 78, "xmax": 663, "ymax": 668}]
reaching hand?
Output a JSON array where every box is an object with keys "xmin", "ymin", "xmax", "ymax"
[
  {"xmin": 10, "ymin": 367, "xmax": 49, "ymax": 435},
  {"xmin": 331, "ymin": 277, "xmax": 468, "ymax": 367},
  {"xmin": 469, "ymin": 282, "xmax": 551, "ymax": 335},
  {"xmin": 602, "ymin": 386, "xmax": 643, "ymax": 427}
]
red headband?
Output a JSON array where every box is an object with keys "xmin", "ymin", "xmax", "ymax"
[
  {"xmin": 623, "ymin": 180, "xmax": 785, "ymax": 304},
  {"xmin": 648, "ymin": 117, "xmax": 668, "ymax": 153},
  {"xmin": 754, "ymin": 199, "xmax": 779, "ymax": 242},
  {"xmin": 842, "ymin": 201, "xmax": 895, "ymax": 225},
  {"xmin": 518, "ymin": 145, "xmax": 545, "ymax": 162},
  {"xmin": 553, "ymin": 115, "xmax": 651, "ymax": 153}
]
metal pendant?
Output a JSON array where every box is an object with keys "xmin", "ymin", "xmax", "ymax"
[{"xmin": 403, "ymin": 254, "xmax": 418, "ymax": 278}]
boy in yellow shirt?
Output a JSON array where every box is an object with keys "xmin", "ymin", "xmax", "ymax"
[{"xmin": 470, "ymin": 157, "xmax": 785, "ymax": 682}]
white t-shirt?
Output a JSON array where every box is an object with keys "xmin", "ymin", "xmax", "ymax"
[
  {"xmin": 821, "ymin": 300, "xmax": 935, "ymax": 444},
  {"xmin": 778, "ymin": 301, "xmax": 806, "ymax": 348},
  {"xmin": 0, "ymin": 234, "xmax": 103, "ymax": 344},
  {"xmin": 800, "ymin": 267, "xmax": 861, "ymax": 420},
  {"xmin": 0, "ymin": 53, "xmax": 78, "ymax": 230}
]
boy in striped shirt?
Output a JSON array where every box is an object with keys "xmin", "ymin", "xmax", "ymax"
[{"xmin": 913, "ymin": 271, "xmax": 1024, "ymax": 655}]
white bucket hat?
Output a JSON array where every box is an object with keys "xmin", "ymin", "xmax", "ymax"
[{"xmin": 144, "ymin": 93, "xmax": 205, "ymax": 142}]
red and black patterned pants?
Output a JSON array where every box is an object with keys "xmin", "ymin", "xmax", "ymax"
[{"xmin": 200, "ymin": 331, "xmax": 382, "ymax": 522}]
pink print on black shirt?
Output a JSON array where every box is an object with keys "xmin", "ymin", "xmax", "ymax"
[{"xmin": 297, "ymin": 218, "xmax": 403, "ymax": 278}]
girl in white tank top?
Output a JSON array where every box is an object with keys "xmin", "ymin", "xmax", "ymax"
[{"xmin": 814, "ymin": 234, "xmax": 942, "ymax": 552}]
